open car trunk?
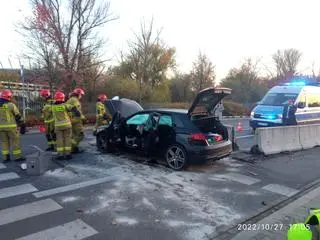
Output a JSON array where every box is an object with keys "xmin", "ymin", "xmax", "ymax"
[{"xmin": 188, "ymin": 87, "xmax": 232, "ymax": 141}]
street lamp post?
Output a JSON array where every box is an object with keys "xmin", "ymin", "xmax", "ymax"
[{"xmin": 20, "ymin": 64, "xmax": 26, "ymax": 120}]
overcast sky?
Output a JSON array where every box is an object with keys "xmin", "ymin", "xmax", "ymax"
[{"xmin": 1, "ymin": 0, "xmax": 320, "ymax": 81}]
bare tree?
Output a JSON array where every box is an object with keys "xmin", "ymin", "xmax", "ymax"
[
  {"xmin": 127, "ymin": 18, "xmax": 176, "ymax": 103},
  {"xmin": 272, "ymin": 48, "xmax": 302, "ymax": 79},
  {"xmin": 190, "ymin": 52, "xmax": 216, "ymax": 93},
  {"xmin": 18, "ymin": 0, "xmax": 117, "ymax": 91}
]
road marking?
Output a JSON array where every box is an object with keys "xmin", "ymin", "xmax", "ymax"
[
  {"xmin": 0, "ymin": 172, "xmax": 20, "ymax": 182},
  {"xmin": 0, "ymin": 184, "xmax": 38, "ymax": 199},
  {"xmin": 0, "ymin": 198, "xmax": 62, "ymax": 226},
  {"xmin": 0, "ymin": 163, "xmax": 6, "ymax": 169},
  {"xmin": 16, "ymin": 219, "xmax": 98, "ymax": 240},
  {"xmin": 223, "ymin": 173, "xmax": 261, "ymax": 185},
  {"xmin": 236, "ymin": 135, "xmax": 254, "ymax": 139},
  {"xmin": 33, "ymin": 175, "xmax": 119, "ymax": 198},
  {"xmin": 262, "ymin": 184, "xmax": 299, "ymax": 197}
]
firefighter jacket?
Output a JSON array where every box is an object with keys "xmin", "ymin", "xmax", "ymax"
[
  {"xmin": 52, "ymin": 103, "xmax": 78, "ymax": 131},
  {"xmin": 42, "ymin": 99, "xmax": 55, "ymax": 125},
  {"xmin": 96, "ymin": 101, "xmax": 111, "ymax": 125},
  {"xmin": 67, "ymin": 97, "xmax": 85, "ymax": 124},
  {"xmin": 0, "ymin": 98, "xmax": 23, "ymax": 131}
]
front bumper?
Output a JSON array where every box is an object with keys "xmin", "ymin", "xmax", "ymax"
[
  {"xmin": 187, "ymin": 140, "xmax": 232, "ymax": 164},
  {"xmin": 249, "ymin": 119, "xmax": 283, "ymax": 129}
]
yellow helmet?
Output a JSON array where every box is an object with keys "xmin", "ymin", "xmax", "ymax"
[{"xmin": 287, "ymin": 223, "xmax": 312, "ymax": 240}]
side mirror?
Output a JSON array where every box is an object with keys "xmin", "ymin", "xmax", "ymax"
[{"xmin": 297, "ymin": 102, "xmax": 305, "ymax": 109}]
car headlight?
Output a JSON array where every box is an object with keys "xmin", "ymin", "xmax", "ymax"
[
  {"xmin": 277, "ymin": 114, "xmax": 283, "ymax": 119},
  {"xmin": 250, "ymin": 111, "xmax": 255, "ymax": 117}
]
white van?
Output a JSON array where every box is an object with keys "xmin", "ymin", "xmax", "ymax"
[{"xmin": 250, "ymin": 83, "xmax": 320, "ymax": 130}]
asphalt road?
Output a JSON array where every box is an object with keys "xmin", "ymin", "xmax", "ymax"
[
  {"xmin": 1, "ymin": 125, "xmax": 320, "ymax": 239},
  {"xmin": 221, "ymin": 118, "xmax": 254, "ymax": 151}
]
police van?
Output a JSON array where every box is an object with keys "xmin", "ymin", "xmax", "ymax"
[{"xmin": 250, "ymin": 81, "xmax": 320, "ymax": 130}]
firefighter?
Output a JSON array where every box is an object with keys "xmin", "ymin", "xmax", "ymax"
[
  {"xmin": 67, "ymin": 88, "xmax": 86, "ymax": 153},
  {"xmin": 52, "ymin": 91, "xmax": 78, "ymax": 160},
  {"xmin": 93, "ymin": 94, "xmax": 111, "ymax": 136},
  {"xmin": 0, "ymin": 90, "xmax": 26, "ymax": 162},
  {"xmin": 40, "ymin": 89, "xmax": 56, "ymax": 151}
]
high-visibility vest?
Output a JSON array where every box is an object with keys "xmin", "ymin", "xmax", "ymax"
[
  {"xmin": 0, "ymin": 100, "xmax": 21, "ymax": 131},
  {"xmin": 67, "ymin": 97, "xmax": 85, "ymax": 124},
  {"xmin": 52, "ymin": 103, "xmax": 72, "ymax": 130},
  {"xmin": 42, "ymin": 99, "xmax": 55, "ymax": 124}
]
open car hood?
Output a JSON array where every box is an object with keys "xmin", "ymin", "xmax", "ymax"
[
  {"xmin": 105, "ymin": 98, "xmax": 143, "ymax": 119},
  {"xmin": 188, "ymin": 87, "xmax": 232, "ymax": 116}
]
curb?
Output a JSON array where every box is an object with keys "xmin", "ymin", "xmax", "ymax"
[{"xmin": 212, "ymin": 176, "xmax": 320, "ymax": 239}]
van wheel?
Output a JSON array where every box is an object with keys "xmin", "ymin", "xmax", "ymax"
[{"xmin": 165, "ymin": 144, "xmax": 187, "ymax": 171}]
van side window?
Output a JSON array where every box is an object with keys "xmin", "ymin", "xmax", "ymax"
[
  {"xmin": 307, "ymin": 93, "xmax": 320, "ymax": 107},
  {"xmin": 297, "ymin": 94, "xmax": 306, "ymax": 105}
]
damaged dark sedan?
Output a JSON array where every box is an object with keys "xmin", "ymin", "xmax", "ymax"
[{"xmin": 96, "ymin": 87, "xmax": 233, "ymax": 170}]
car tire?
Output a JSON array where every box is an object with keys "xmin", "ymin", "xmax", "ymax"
[
  {"xmin": 165, "ymin": 144, "xmax": 188, "ymax": 171},
  {"xmin": 96, "ymin": 133, "xmax": 108, "ymax": 153}
]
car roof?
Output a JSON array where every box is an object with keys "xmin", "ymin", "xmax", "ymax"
[
  {"xmin": 141, "ymin": 108, "xmax": 188, "ymax": 114},
  {"xmin": 269, "ymin": 85, "xmax": 320, "ymax": 94}
]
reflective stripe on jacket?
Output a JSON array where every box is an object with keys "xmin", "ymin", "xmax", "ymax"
[
  {"xmin": 52, "ymin": 104, "xmax": 72, "ymax": 130},
  {"xmin": 67, "ymin": 97, "xmax": 85, "ymax": 124},
  {"xmin": 0, "ymin": 100, "xmax": 21, "ymax": 130},
  {"xmin": 42, "ymin": 99, "xmax": 55, "ymax": 124}
]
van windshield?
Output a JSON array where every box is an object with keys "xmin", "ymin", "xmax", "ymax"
[{"xmin": 260, "ymin": 93, "xmax": 298, "ymax": 106}]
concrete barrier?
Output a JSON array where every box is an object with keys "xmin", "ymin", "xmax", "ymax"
[
  {"xmin": 299, "ymin": 124, "xmax": 320, "ymax": 150},
  {"xmin": 256, "ymin": 126, "xmax": 302, "ymax": 155}
]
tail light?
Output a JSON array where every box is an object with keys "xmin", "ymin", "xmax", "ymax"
[
  {"xmin": 215, "ymin": 135, "xmax": 223, "ymax": 142},
  {"xmin": 188, "ymin": 133, "xmax": 207, "ymax": 145}
]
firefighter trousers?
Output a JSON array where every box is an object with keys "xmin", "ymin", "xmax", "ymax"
[
  {"xmin": 0, "ymin": 129, "xmax": 22, "ymax": 160},
  {"xmin": 55, "ymin": 128, "xmax": 72, "ymax": 156},
  {"xmin": 45, "ymin": 122, "xmax": 56, "ymax": 147},
  {"xmin": 71, "ymin": 123, "xmax": 84, "ymax": 149}
]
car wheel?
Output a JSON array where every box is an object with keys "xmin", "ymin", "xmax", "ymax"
[
  {"xmin": 165, "ymin": 144, "xmax": 187, "ymax": 171},
  {"xmin": 96, "ymin": 133, "xmax": 108, "ymax": 153}
]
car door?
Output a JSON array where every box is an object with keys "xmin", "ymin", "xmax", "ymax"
[
  {"xmin": 295, "ymin": 92, "xmax": 307, "ymax": 124},
  {"xmin": 156, "ymin": 114, "xmax": 175, "ymax": 150},
  {"xmin": 305, "ymin": 92, "xmax": 320, "ymax": 124}
]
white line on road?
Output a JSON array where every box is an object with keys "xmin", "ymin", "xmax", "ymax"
[
  {"xmin": 0, "ymin": 172, "xmax": 20, "ymax": 182},
  {"xmin": 16, "ymin": 219, "xmax": 98, "ymax": 240},
  {"xmin": 0, "ymin": 163, "xmax": 6, "ymax": 169},
  {"xmin": 0, "ymin": 198, "xmax": 62, "ymax": 226},
  {"xmin": 236, "ymin": 135, "xmax": 254, "ymax": 139},
  {"xmin": 262, "ymin": 184, "xmax": 299, "ymax": 197},
  {"xmin": 222, "ymin": 173, "xmax": 261, "ymax": 185},
  {"xmin": 0, "ymin": 184, "xmax": 38, "ymax": 199},
  {"xmin": 33, "ymin": 175, "xmax": 120, "ymax": 198}
]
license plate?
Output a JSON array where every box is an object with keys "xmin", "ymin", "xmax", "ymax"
[{"xmin": 257, "ymin": 122, "xmax": 268, "ymax": 126}]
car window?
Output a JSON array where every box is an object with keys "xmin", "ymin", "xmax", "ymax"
[
  {"xmin": 307, "ymin": 93, "xmax": 320, "ymax": 107},
  {"xmin": 158, "ymin": 115, "xmax": 173, "ymax": 126},
  {"xmin": 126, "ymin": 113, "xmax": 150, "ymax": 125},
  {"xmin": 173, "ymin": 115, "xmax": 185, "ymax": 128}
]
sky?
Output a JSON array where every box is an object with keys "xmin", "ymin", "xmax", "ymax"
[{"xmin": 1, "ymin": 0, "xmax": 320, "ymax": 82}]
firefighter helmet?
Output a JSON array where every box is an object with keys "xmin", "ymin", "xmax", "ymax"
[
  {"xmin": 98, "ymin": 94, "xmax": 107, "ymax": 101},
  {"xmin": 40, "ymin": 89, "xmax": 51, "ymax": 98},
  {"xmin": 0, "ymin": 90, "xmax": 13, "ymax": 101},
  {"xmin": 54, "ymin": 91, "xmax": 65, "ymax": 102},
  {"xmin": 73, "ymin": 88, "xmax": 85, "ymax": 96}
]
